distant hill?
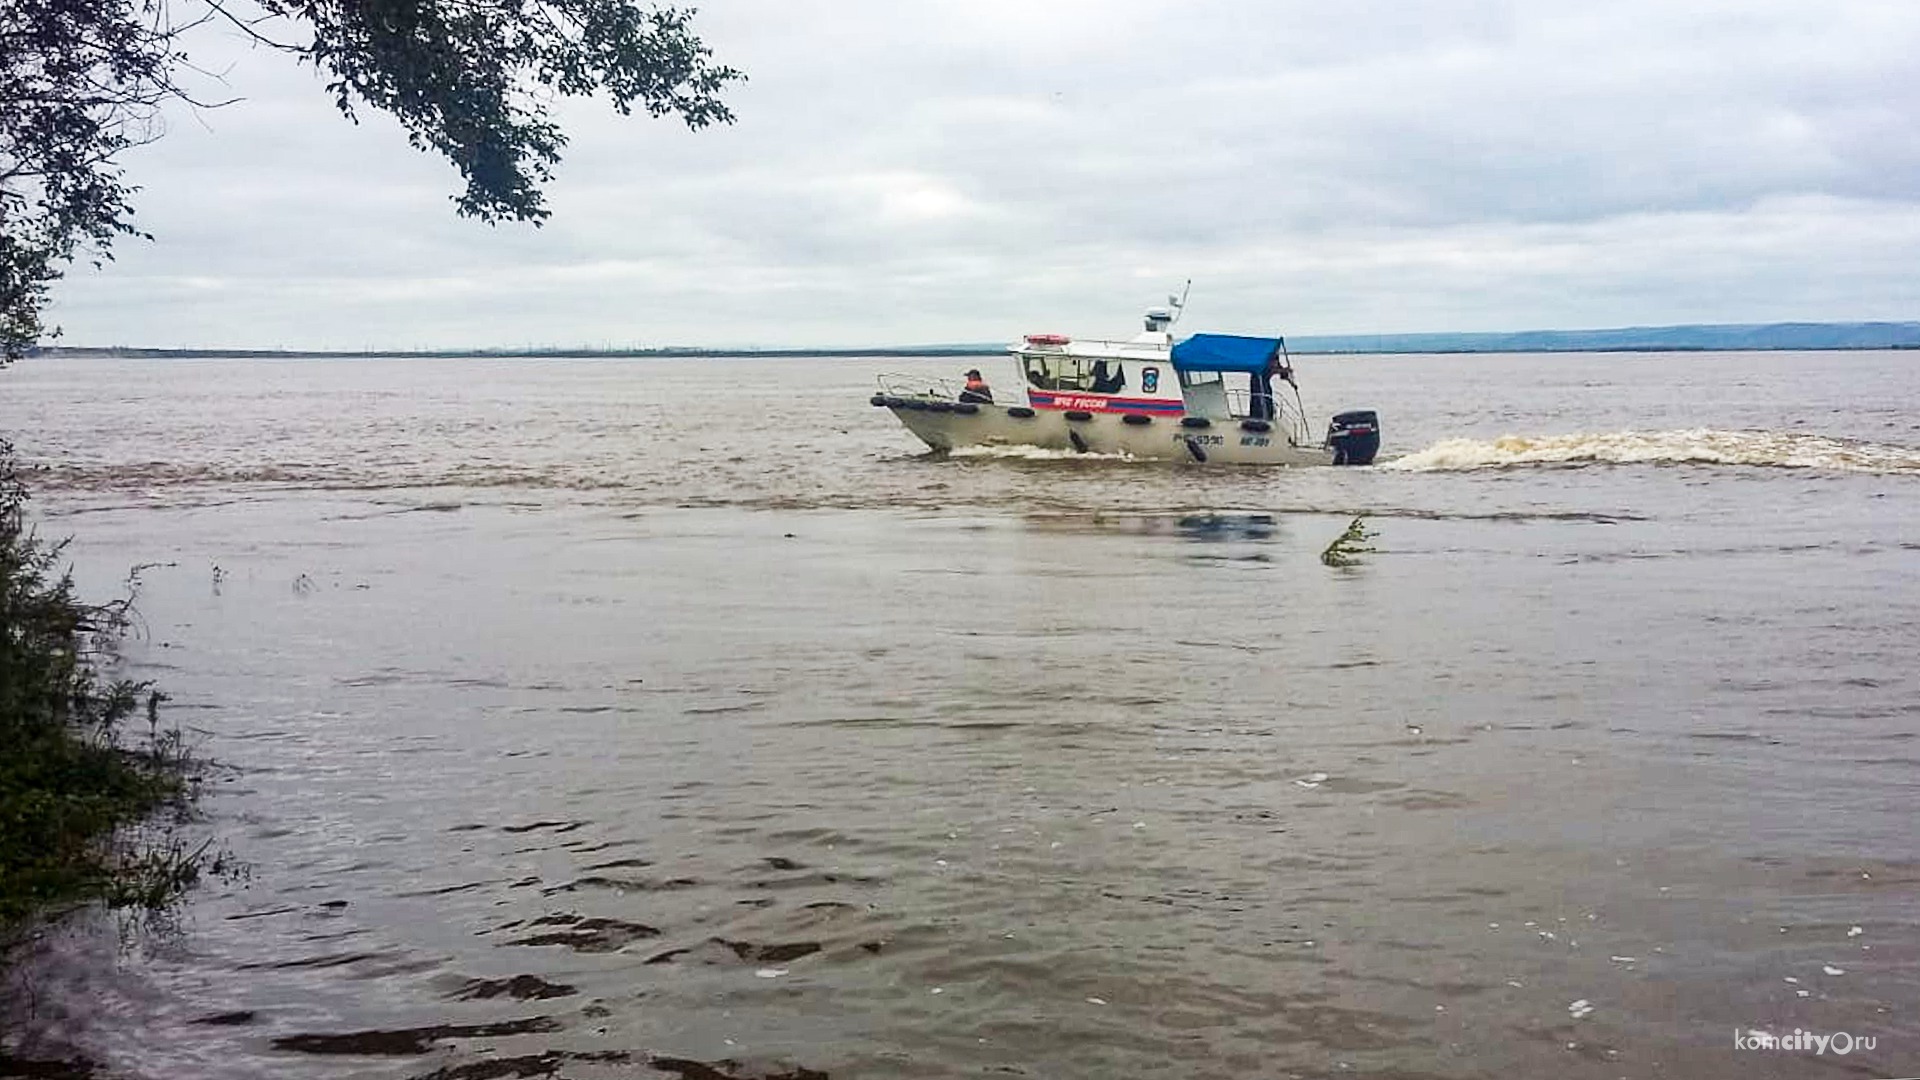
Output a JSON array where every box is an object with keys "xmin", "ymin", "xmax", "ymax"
[
  {"xmin": 31, "ymin": 321, "xmax": 1920, "ymax": 359},
  {"xmin": 1285, "ymin": 321, "xmax": 1920, "ymax": 354}
]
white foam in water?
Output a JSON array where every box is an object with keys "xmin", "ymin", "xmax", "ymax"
[
  {"xmin": 1383, "ymin": 429, "xmax": 1920, "ymax": 474},
  {"xmin": 947, "ymin": 444, "xmax": 1136, "ymax": 462}
]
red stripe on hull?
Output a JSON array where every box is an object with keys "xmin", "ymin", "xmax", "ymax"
[{"xmin": 1027, "ymin": 392, "xmax": 1185, "ymax": 413}]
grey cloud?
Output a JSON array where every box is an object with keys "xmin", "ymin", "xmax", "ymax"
[{"xmin": 45, "ymin": 0, "xmax": 1920, "ymax": 347}]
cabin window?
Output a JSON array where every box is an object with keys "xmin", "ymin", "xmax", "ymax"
[
  {"xmin": 1176, "ymin": 368, "xmax": 1282, "ymax": 419},
  {"xmin": 1023, "ymin": 354, "xmax": 1100, "ymax": 392},
  {"xmin": 1177, "ymin": 368, "xmax": 1232, "ymax": 419}
]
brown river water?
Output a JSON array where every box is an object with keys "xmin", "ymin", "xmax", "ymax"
[{"xmin": 1, "ymin": 350, "xmax": 1917, "ymax": 1079}]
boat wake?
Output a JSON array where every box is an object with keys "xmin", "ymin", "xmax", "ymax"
[
  {"xmin": 946, "ymin": 445, "xmax": 1138, "ymax": 463},
  {"xmin": 1385, "ymin": 429, "xmax": 1920, "ymax": 474}
]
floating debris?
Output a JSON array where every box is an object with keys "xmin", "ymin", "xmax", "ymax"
[
  {"xmin": 1847, "ymin": 926, "xmax": 1863, "ymax": 937},
  {"xmin": 1319, "ymin": 516, "xmax": 1378, "ymax": 567},
  {"xmin": 1567, "ymin": 999, "xmax": 1595, "ymax": 1019},
  {"xmin": 754, "ymin": 968, "xmax": 787, "ymax": 979},
  {"xmin": 1822, "ymin": 965, "xmax": 1845, "ymax": 976},
  {"xmin": 1293, "ymin": 772, "xmax": 1330, "ymax": 788}
]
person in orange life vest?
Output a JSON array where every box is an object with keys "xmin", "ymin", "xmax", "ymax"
[{"xmin": 959, "ymin": 368, "xmax": 994, "ymax": 404}]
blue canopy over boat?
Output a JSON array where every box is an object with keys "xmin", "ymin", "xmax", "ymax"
[{"xmin": 1170, "ymin": 334, "xmax": 1285, "ymax": 374}]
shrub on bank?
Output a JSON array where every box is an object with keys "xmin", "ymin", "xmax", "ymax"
[{"xmin": 0, "ymin": 438, "xmax": 200, "ymax": 935}]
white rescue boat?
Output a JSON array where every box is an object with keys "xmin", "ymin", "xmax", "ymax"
[{"xmin": 870, "ymin": 302, "xmax": 1379, "ymax": 465}]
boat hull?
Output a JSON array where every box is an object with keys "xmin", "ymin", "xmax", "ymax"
[{"xmin": 881, "ymin": 400, "xmax": 1338, "ymax": 466}]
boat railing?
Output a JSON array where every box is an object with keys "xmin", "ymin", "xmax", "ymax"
[
  {"xmin": 1011, "ymin": 338, "xmax": 1169, "ymax": 357},
  {"xmin": 1223, "ymin": 387, "xmax": 1316, "ymax": 445},
  {"xmin": 876, "ymin": 372, "xmax": 962, "ymax": 401}
]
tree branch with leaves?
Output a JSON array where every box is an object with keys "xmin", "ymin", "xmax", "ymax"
[{"xmin": 0, "ymin": 0, "xmax": 742, "ymax": 361}]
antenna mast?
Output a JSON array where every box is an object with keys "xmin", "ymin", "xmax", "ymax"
[{"xmin": 1168, "ymin": 279, "xmax": 1192, "ymax": 326}]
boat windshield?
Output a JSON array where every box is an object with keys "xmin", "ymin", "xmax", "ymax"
[
  {"xmin": 1178, "ymin": 369, "xmax": 1230, "ymax": 418},
  {"xmin": 1180, "ymin": 368, "xmax": 1282, "ymax": 420}
]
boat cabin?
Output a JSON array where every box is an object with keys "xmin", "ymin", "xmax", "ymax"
[
  {"xmin": 1013, "ymin": 335, "xmax": 1185, "ymax": 413},
  {"xmin": 1009, "ymin": 327, "xmax": 1297, "ymax": 427}
]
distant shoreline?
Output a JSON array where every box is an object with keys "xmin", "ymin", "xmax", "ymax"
[
  {"xmin": 33, "ymin": 343, "xmax": 1920, "ymax": 360},
  {"xmin": 31, "ymin": 345, "xmax": 1006, "ymax": 361},
  {"xmin": 31, "ymin": 320, "xmax": 1920, "ymax": 360}
]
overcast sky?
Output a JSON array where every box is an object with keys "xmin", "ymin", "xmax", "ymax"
[{"xmin": 46, "ymin": 0, "xmax": 1920, "ymax": 349}]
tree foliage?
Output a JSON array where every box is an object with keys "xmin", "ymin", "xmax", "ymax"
[
  {"xmin": 1, "ymin": 0, "xmax": 182, "ymax": 362},
  {"xmin": 0, "ymin": 0, "xmax": 741, "ymax": 361},
  {"xmin": 248, "ymin": 0, "xmax": 741, "ymax": 223},
  {"xmin": 1, "ymin": 438, "xmax": 202, "ymax": 931}
]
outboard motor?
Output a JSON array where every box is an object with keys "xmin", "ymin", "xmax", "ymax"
[{"xmin": 1326, "ymin": 410, "xmax": 1380, "ymax": 466}]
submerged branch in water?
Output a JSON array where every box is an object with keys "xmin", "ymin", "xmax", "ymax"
[{"xmin": 1320, "ymin": 515, "xmax": 1378, "ymax": 568}]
